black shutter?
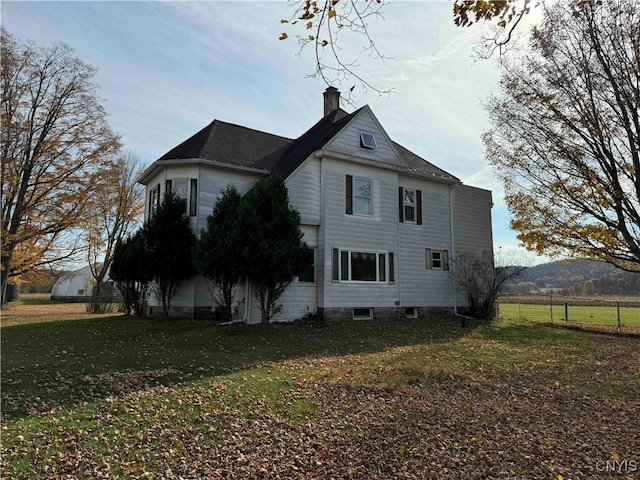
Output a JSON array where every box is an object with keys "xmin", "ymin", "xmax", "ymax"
[
  {"xmin": 165, "ymin": 179, "xmax": 172, "ymax": 195},
  {"xmin": 346, "ymin": 175, "xmax": 353, "ymax": 214},
  {"xmin": 389, "ymin": 252, "xmax": 394, "ymax": 283},
  {"xmin": 398, "ymin": 187, "xmax": 404, "ymax": 223},
  {"xmin": 416, "ymin": 190, "xmax": 422, "ymax": 225},
  {"xmin": 189, "ymin": 179, "xmax": 198, "ymax": 216},
  {"xmin": 332, "ymin": 248, "xmax": 339, "ymax": 281}
]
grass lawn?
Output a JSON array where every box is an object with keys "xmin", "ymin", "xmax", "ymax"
[
  {"xmin": 499, "ymin": 302, "xmax": 640, "ymax": 329},
  {"xmin": 2, "ymin": 314, "xmax": 639, "ymax": 479}
]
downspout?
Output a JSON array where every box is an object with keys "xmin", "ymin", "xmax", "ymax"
[
  {"xmin": 449, "ymin": 184, "xmax": 458, "ymax": 316},
  {"xmin": 396, "ymin": 175, "xmax": 401, "ymax": 315}
]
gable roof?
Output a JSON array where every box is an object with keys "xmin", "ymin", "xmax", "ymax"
[
  {"xmin": 255, "ymin": 107, "xmax": 358, "ymax": 177},
  {"xmin": 140, "ymin": 102, "xmax": 459, "ymax": 185}
]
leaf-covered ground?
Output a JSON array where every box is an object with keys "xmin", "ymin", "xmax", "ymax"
[{"xmin": 2, "ymin": 317, "xmax": 639, "ymax": 479}]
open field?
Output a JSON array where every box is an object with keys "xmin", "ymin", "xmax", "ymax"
[
  {"xmin": 2, "ymin": 312, "xmax": 639, "ymax": 479},
  {"xmin": 498, "ymin": 302, "xmax": 640, "ymax": 329}
]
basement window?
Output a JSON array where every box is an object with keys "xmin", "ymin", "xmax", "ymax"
[
  {"xmin": 405, "ymin": 307, "xmax": 418, "ymax": 319},
  {"xmin": 360, "ymin": 132, "xmax": 377, "ymax": 149},
  {"xmin": 353, "ymin": 307, "xmax": 373, "ymax": 320}
]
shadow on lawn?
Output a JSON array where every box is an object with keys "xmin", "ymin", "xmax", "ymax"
[{"xmin": 1, "ymin": 315, "xmax": 473, "ymax": 419}]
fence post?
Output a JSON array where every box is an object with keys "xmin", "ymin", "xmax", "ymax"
[
  {"xmin": 549, "ymin": 293, "xmax": 553, "ymax": 323},
  {"xmin": 564, "ymin": 302, "xmax": 568, "ymax": 322},
  {"xmin": 617, "ymin": 301, "xmax": 621, "ymax": 332}
]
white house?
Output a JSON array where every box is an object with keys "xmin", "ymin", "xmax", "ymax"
[{"xmin": 137, "ymin": 88, "xmax": 493, "ymax": 322}]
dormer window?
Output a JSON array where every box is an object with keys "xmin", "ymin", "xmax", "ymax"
[{"xmin": 360, "ymin": 132, "xmax": 377, "ymax": 149}]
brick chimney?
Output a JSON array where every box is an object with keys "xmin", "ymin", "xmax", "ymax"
[{"xmin": 323, "ymin": 86, "xmax": 340, "ymax": 116}]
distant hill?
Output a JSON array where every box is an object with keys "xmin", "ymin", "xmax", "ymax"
[{"xmin": 508, "ymin": 260, "xmax": 640, "ymax": 295}]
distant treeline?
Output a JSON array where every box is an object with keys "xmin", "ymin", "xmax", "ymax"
[
  {"xmin": 506, "ymin": 260, "xmax": 640, "ymax": 296},
  {"xmin": 13, "ymin": 269, "xmax": 65, "ymax": 294}
]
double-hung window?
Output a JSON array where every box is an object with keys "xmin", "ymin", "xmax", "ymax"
[
  {"xmin": 426, "ymin": 248, "xmax": 449, "ymax": 270},
  {"xmin": 332, "ymin": 249, "xmax": 394, "ymax": 283},
  {"xmin": 404, "ymin": 189, "xmax": 416, "ymax": 222},
  {"xmin": 166, "ymin": 178, "xmax": 198, "ymax": 216},
  {"xmin": 149, "ymin": 184, "xmax": 160, "ymax": 218},
  {"xmin": 346, "ymin": 175, "xmax": 372, "ymax": 215},
  {"xmin": 398, "ymin": 187, "xmax": 422, "ymax": 224}
]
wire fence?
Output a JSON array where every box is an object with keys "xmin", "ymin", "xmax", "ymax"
[{"xmin": 497, "ymin": 294, "xmax": 640, "ymax": 332}]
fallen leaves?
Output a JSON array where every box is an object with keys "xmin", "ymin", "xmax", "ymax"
[{"xmin": 2, "ymin": 319, "xmax": 639, "ymax": 478}]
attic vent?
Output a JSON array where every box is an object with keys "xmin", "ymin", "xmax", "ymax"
[{"xmin": 360, "ymin": 132, "xmax": 377, "ymax": 149}]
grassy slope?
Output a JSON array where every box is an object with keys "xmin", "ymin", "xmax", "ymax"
[{"xmin": 2, "ymin": 316, "xmax": 639, "ymax": 479}]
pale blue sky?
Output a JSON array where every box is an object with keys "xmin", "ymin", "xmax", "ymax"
[{"xmin": 3, "ymin": 0, "xmax": 546, "ymax": 264}]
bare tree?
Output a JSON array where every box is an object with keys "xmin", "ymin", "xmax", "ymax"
[
  {"xmin": 452, "ymin": 250, "xmax": 526, "ymax": 323},
  {"xmin": 280, "ymin": 1, "xmax": 597, "ymax": 100},
  {"xmin": 1, "ymin": 28, "xmax": 120, "ymax": 303},
  {"xmin": 86, "ymin": 150, "xmax": 145, "ymax": 313},
  {"xmin": 280, "ymin": 0, "xmax": 392, "ymax": 104}
]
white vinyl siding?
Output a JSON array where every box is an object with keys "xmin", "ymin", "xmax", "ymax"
[
  {"xmin": 397, "ymin": 178, "xmax": 454, "ymax": 307},
  {"xmin": 320, "ymin": 158, "xmax": 399, "ymax": 308},
  {"xmin": 286, "ymin": 157, "xmax": 321, "ymax": 225},
  {"xmin": 324, "ymin": 107, "xmax": 404, "ymax": 167},
  {"xmin": 452, "ymin": 185, "xmax": 494, "ymax": 254}
]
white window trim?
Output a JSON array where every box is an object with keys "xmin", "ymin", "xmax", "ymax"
[
  {"xmin": 339, "ymin": 249, "xmax": 388, "ymax": 283},
  {"xmin": 404, "ymin": 188, "xmax": 416, "ymax": 224},
  {"xmin": 352, "ymin": 177, "xmax": 373, "ymax": 216},
  {"xmin": 166, "ymin": 178, "xmax": 197, "ymax": 217},
  {"xmin": 426, "ymin": 248, "xmax": 449, "ymax": 271},
  {"xmin": 360, "ymin": 132, "xmax": 377, "ymax": 149},
  {"xmin": 149, "ymin": 184, "xmax": 160, "ymax": 218}
]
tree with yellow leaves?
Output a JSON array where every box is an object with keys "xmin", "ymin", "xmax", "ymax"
[
  {"xmin": 1, "ymin": 28, "xmax": 120, "ymax": 303},
  {"xmin": 485, "ymin": 0, "xmax": 640, "ymax": 271}
]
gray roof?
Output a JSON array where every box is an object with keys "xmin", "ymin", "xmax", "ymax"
[
  {"xmin": 392, "ymin": 142, "xmax": 459, "ymax": 182},
  {"xmin": 158, "ymin": 120, "xmax": 292, "ymax": 168},
  {"xmin": 142, "ymin": 108, "xmax": 459, "ymax": 184}
]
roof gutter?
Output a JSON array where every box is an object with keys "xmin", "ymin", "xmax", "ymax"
[{"xmin": 136, "ymin": 158, "xmax": 270, "ymax": 185}]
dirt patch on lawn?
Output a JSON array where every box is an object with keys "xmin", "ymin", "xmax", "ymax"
[
  {"xmin": 1, "ymin": 303, "xmax": 122, "ymax": 327},
  {"xmin": 546, "ymin": 320, "xmax": 640, "ymax": 338}
]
